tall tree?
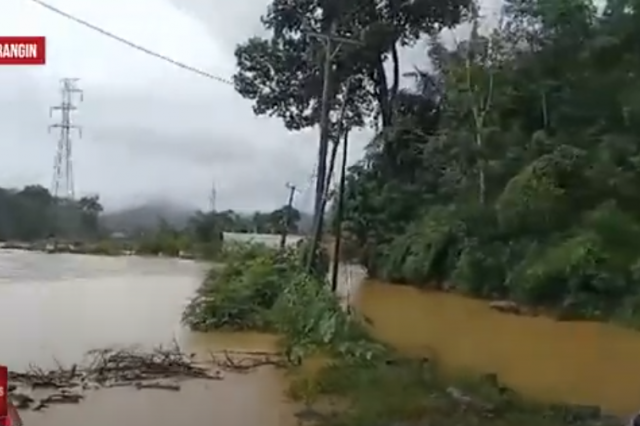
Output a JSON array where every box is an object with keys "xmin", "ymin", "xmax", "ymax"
[{"xmin": 233, "ymin": 0, "xmax": 473, "ymax": 131}]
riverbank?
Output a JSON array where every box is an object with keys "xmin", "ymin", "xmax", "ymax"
[
  {"xmin": 0, "ymin": 232, "xmax": 300, "ymax": 259},
  {"xmin": 0, "ymin": 240, "xmax": 195, "ymax": 258},
  {"xmin": 181, "ymin": 244, "xmax": 627, "ymax": 426}
]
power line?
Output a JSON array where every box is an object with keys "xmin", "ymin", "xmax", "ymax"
[
  {"xmin": 31, "ymin": 0, "xmax": 330, "ymax": 220},
  {"xmin": 29, "ymin": 0, "xmax": 234, "ymax": 85},
  {"xmin": 29, "ymin": 0, "xmax": 321, "ymax": 134}
]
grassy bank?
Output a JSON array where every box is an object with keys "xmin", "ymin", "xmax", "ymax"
[{"xmin": 182, "ymin": 244, "xmax": 623, "ymax": 426}]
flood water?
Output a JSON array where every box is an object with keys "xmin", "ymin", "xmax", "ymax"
[
  {"xmin": 0, "ymin": 250, "xmax": 296, "ymax": 426},
  {"xmin": 354, "ymin": 280, "xmax": 640, "ymax": 417},
  {"xmin": 4, "ymin": 251, "xmax": 640, "ymax": 424}
]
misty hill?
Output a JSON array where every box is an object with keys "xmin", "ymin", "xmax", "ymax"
[
  {"xmin": 101, "ymin": 201, "xmax": 195, "ymax": 233},
  {"xmin": 101, "ymin": 201, "xmax": 315, "ymax": 235}
]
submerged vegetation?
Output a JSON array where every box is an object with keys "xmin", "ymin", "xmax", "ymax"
[
  {"xmin": 182, "ymin": 244, "xmax": 622, "ymax": 426},
  {"xmin": 182, "ymin": 244, "xmax": 380, "ymax": 362}
]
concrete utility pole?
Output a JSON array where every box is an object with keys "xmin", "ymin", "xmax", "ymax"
[
  {"xmin": 304, "ymin": 23, "xmax": 362, "ymax": 271},
  {"xmin": 209, "ymin": 180, "xmax": 217, "ymax": 212},
  {"xmin": 50, "ymin": 78, "xmax": 83, "ymax": 200},
  {"xmin": 279, "ymin": 182, "xmax": 299, "ymax": 249},
  {"xmin": 330, "ymin": 130, "xmax": 350, "ymax": 293}
]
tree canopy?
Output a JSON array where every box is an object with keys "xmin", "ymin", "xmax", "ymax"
[
  {"xmin": 336, "ymin": 0, "xmax": 640, "ymax": 323},
  {"xmin": 233, "ymin": 0, "xmax": 472, "ymax": 130},
  {"xmin": 234, "ymin": 0, "xmax": 640, "ymax": 324},
  {"xmin": 0, "ymin": 185, "xmax": 103, "ymax": 241}
]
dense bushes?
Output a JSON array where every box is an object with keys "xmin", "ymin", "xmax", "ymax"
[
  {"xmin": 332, "ymin": 0, "xmax": 640, "ymax": 326},
  {"xmin": 372, "ymin": 196, "xmax": 640, "ymax": 320},
  {"xmin": 351, "ymin": 140, "xmax": 640, "ymax": 321},
  {"xmin": 182, "ymin": 243, "xmax": 382, "ymax": 361},
  {"xmin": 182, "ymin": 244, "xmax": 622, "ymax": 426}
]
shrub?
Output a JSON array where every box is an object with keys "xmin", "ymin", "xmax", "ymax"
[{"xmin": 182, "ymin": 244, "xmax": 293, "ymax": 331}]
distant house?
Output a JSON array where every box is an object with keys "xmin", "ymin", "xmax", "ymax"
[{"xmin": 110, "ymin": 231, "xmax": 127, "ymax": 240}]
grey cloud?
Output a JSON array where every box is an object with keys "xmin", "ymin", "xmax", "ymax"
[
  {"xmin": 1, "ymin": 0, "xmax": 501, "ymax": 213},
  {"xmin": 168, "ymin": 0, "xmax": 270, "ymax": 51}
]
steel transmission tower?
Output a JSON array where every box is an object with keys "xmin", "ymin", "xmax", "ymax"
[{"xmin": 50, "ymin": 78, "xmax": 83, "ymax": 200}]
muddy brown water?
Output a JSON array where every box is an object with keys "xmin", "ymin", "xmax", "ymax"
[
  {"xmin": 0, "ymin": 250, "xmax": 296, "ymax": 426},
  {"xmin": 2, "ymin": 252, "xmax": 640, "ymax": 425},
  {"xmin": 352, "ymin": 279, "xmax": 640, "ymax": 417}
]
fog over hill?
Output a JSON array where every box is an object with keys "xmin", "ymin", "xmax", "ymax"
[
  {"xmin": 100, "ymin": 201, "xmax": 196, "ymax": 232},
  {"xmin": 101, "ymin": 200, "xmax": 314, "ymax": 233}
]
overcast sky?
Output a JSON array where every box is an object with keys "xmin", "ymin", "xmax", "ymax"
[{"xmin": 0, "ymin": 0, "xmax": 498, "ymax": 212}]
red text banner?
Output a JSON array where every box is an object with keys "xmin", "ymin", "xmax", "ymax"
[
  {"xmin": 0, "ymin": 365, "xmax": 7, "ymax": 425},
  {"xmin": 0, "ymin": 36, "xmax": 46, "ymax": 65}
]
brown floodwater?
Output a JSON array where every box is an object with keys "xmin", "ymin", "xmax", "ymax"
[
  {"xmin": 4, "ymin": 250, "xmax": 640, "ymax": 425},
  {"xmin": 353, "ymin": 278, "xmax": 640, "ymax": 417},
  {"xmin": 0, "ymin": 250, "xmax": 296, "ymax": 426}
]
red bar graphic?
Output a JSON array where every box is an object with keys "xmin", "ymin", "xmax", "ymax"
[
  {"xmin": 0, "ymin": 36, "xmax": 46, "ymax": 65},
  {"xmin": 0, "ymin": 365, "xmax": 7, "ymax": 424}
]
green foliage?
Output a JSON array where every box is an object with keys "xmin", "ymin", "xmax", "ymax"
[
  {"xmin": 270, "ymin": 270, "xmax": 384, "ymax": 363},
  {"xmin": 182, "ymin": 244, "xmax": 289, "ymax": 331},
  {"xmin": 334, "ymin": 0, "xmax": 640, "ymax": 324},
  {"xmin": 209, "ymin": 206, "xmax": 304, "ymax": 234},
  {"xmin": 289, "ymin": 352, "xmax": 611, "ymax": 426},
  {"xmin": 182, "ymin": 243, "xmax": 384, "ymax": 362},
  {"xmin": 183, "ymin": 247, "xmax": 615, "ymax": 426},
  {"xmin": 0, "ymin": 185, "xmax": 104, "ymax": 241},
  {"xmin": 214, "ymin": 0, "xmax": 640, "ymax": 423},
  {"xmin": 511, "ymin": 233, "xmax": 610, "ymax": 307},
  {"xmin": 132, "ymin": 214, "xmax": 223, "ymax": 259},
  {"xmin": 496, "ymin": 146, "xmax": 589, "ymax": 235},
  {"xmin": 378, "ymin": 206, "xmax": 462, "ymax": 284},
  {"xmin": 233, "ymin": 0, "xmax": 472, "ymax": 130}
]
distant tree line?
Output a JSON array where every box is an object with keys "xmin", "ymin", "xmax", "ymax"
[
  {"xmin": 211, "ymin": 205, "xmax": 302, "ymax": 234},
  {"xmin": 0, "ymin": 184, "xmax": 306, "ymax": 260},
  {"xmin": 0, "ymin": 185, "xmax": 103, "ymax": 241},
  {"xmin": 129, "ymin": 205, "xmax": 303, "ymax": 258}
]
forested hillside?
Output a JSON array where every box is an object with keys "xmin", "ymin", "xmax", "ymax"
[
  {"xmin": 0, "ymin": 185, "xmax": 306, "ymax": 244},
  {"xmin": 336, "ymin": 0, "xmax": 640, "ymax": 322},
  {"xmin": 231, "ymin": 0, "xmax": 640, "ymax": 323}
]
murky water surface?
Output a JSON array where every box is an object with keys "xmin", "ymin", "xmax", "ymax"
[
  {"xmin": 0, "ymin": 250, "xmax": 295, "ymax": 426},
  {"xmin": 4, "ymin": 250, "xmax": 640, "ymax": 425},
  {"xmin": 354, "ymin": 280, "xmax": 640, "ymax": 416}
]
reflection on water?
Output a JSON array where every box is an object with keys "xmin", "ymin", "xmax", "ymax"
[
  {"xmin": 354, "ymin": 281, "xmax": 640, "ymax": 416},
  {"xmin": 0, "ymin": 251, "xmax": 296, "ymax": 426}
]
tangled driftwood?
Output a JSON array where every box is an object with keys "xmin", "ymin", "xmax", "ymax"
[
  {"xmin": 8, "ymin": 341, "xmax": 283, "ymax": 412},
  {"xmin": 208, "ymin": 349, "xmax": 285, "ymax": 373}
]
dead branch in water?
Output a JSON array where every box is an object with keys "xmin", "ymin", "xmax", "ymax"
[
  {"xmin": 207, "ymin": 349, "xmax": 286, "ymax": 373},
  {"xmin": 8, "ymin": 341, "xmax": 287, "ymax": 412},
  {"xmin": 8, "ymin": 340, "xmax": 221, "ymax": 411}
]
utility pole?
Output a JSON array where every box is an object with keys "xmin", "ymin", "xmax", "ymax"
[
  {"xmin": 209, "ymin": 180, "xmax": 217, "ymax": 212},
  {"xmin": 50, "ymin": 78, "xmax": 83, "ymax": 201},
  {"xmin": 304, "ymin": 23, "xmax": 362, "ymax": 272},
  {"xmin": 279, "ymin": 182, "xmax": 299, "ymax": 249},
  {"xmin": 330, "ymin": 130, "xmax": 350, "ymax": 293}
]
